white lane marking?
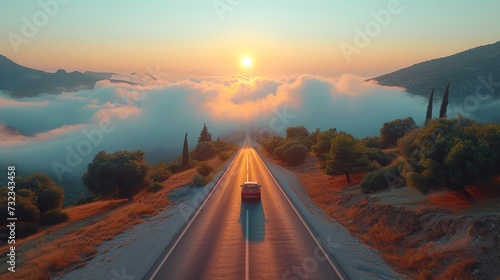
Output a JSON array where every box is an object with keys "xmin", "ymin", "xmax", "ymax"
[
  {"xmin": 148, "ymin": 149, "xmax": 243, "ymax": 280},
  {"xmin": 245, "ymin": 209, "xmax": 249, "ymax": 280},
  {"xmin": 253, "ymin": 148, "xmax": 346, "ymax": 280},
  {"xmin": 246, "ymin": 153, "xmax": 249, "ymax": 181}
]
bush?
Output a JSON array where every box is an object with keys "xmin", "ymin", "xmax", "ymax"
[
  {"xmin": 82, "ymin": 150, "xmax": 150, "ymax": 202},
  {"xmin": 398, "ymin": 117, "xmax": 499, "ymax": 197},
  {"xmin": 360, "ymin": 165, "xmax": 404, "ymax": 194},
  {"xmin": 214, "ymin": 139, "xmax": 234, "ymax": 154},
  {"xmin": 262, "ymin": 135, "xmax": 285, "ymax": 154},
  {"xmin": 273, "ymin": 143, "xmax": 288, "ymax": 160},
  {"xmin": 192, "ymin": 175, "xmax": 209, "ymax": 186},
  {"xmin": 166, "ymin": 160, "xmax": 183, "ymax": 174},
  {"xmin": 379, "ymin": 117, "xmax": 417, "ymax": 148},
  {"xmin": 218, "ymin": 152, "xmax": 230, "ymax": 160},
  {"xmin": 191, "ymin": 141, "xmax": 217, "ymax": 161},
  {"xmin": 17, "ymin": 173, "xmax": 64, "ymax": 213},
  {"xmin": 146, "ymin": 182, "xmax": 163, "ymax": 193},
  {"xmin": 197, "ymin": 162, "xmax": 214, "ymax": 177},
  {"xmin": 150, "ymin": 167, "xmax": 172, "ymax": 183},
  {"xmin": 283, "ymin": 144, "xmax": 309, "ymax": 165},
  {"xmin": 41, "ymin": 209, "xmax": 69, "ymax": 226},
  {"xmin": 362, "ymin": 136, "xmax": 381, "ymax": 148},
  {"xmin": 367, "ymin": 148, "xmax": 394, "ymax": 167}
]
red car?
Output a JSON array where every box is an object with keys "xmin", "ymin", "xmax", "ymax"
[{"xmin": 241, "ymin": 181, "xmax": 261, "ymax": 200}]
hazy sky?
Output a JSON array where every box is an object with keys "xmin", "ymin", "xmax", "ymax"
[{"xmin": 1, "ymin": 0, "xmax": 499, "ymax": 76}]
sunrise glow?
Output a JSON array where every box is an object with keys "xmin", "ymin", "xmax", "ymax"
[{"xmin": 242, "ymin": 57, "xmax": 253, "ymax": 69}]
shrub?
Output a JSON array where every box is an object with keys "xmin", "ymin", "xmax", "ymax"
[
  {"xmin": 360, "ymin": 165, "xmax": 404, "ymax": 194},
  {"xmin": 367, "ymin": 148, "xmax": 394, "ymax": 167},
  {"xmin": 379, "ymin": 117, "xmax": 417, "ymax": 148},
  {"xmin": 262, "ymin": 135, "xmax": 285, "ymax": 154},
  {"xmin": 398, "ymin": 117, "xmax": 499, "ymax": 198},
  {"xmin": 41, "ymin": 209, "xmax": 69, "ymax": 226},
  {"xmin": 192, "ymin": 175, "xmax": 209, "ymax": 186},
  {"xmin": 17, "ymin": 173, "xmax": 64, "ymax": 213},
  {"xmin": 166, "ymin": 160, "xmax": 183, "ymax": 173},
  {"xmin": 150, "ymin": 167, "xmax": 172, "ymax": 183},
  {"xmin": 214, "ymin": 139, "xmax": 234, "ymax": 154},
  {"xmin": 197, "ymin": 162, "xmax": 214, "ymax": 177},
  {"xmin": 191, "ymin": 141, "xmax": 217, "ymax": 161},
  {"xmin": 146, "ymin": 182, "xmax": 163, "ymax": 193},
  {"xmin": 218, "ymin": 152, "xmax": 230, "ymax": 160},
  {"xmin": 362, "ymin": 136, "xmax": 381, "ymax": 148},
  {"xmin": 283, "ymin": 144, "xmax": 309, "ymax": 165},
  {"xmin": 273, "ymin": 143, "xmax": 288, "ymax": 160},
  {"xmin": 82, "ymin": 150, "xmax": 150, "ymax": 202}
]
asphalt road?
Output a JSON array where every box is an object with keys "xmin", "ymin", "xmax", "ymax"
[{"xmin": 146, "ymin": 142, "xmax": 344, "ymax": 280}]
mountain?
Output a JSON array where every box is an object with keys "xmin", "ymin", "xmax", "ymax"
[
  {"xmin": 84, "ymin": 71, "xmax": 117, "ymax": 79},
  {"xmin": 0, "ymin": 54, "xmax": 105, "ymax": 98},
  {"xmin": 371, "ymin": 41, "xmax": 500, "ymax": 102}
]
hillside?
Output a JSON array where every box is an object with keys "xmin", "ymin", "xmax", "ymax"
[
  {"xmin": 0, "ymin": 55, "xmax": 104, "ymax": 97},
  {"xmin": 372, "ymin": 41, "xmax": 500, "ymax": 102},
  {"xmin": 272, "ymin": 153, "xmax": 500, "ymax": 279}
]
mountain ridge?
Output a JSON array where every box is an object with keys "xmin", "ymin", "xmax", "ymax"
[
  {"xmin": 0, "ymin": 54, "xmax": 106, "ymax": 98},
  {"xmin": 371, "ymin": 41, "xmax": 500, "ymax": 102}
]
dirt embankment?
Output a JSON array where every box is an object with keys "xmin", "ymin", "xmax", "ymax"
[{"xmin": 270, "ymin": 153, "xmax": 500, "ymax": 280}]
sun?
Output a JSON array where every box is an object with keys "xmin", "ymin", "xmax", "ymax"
[{"xmin": 241, "ymin": 56, "xmax": 253, "ymax": 68}]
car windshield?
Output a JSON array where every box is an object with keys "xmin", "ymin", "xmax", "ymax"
[{"xmin": 244, "ymin": 184, "xmax": 258, "ymax": 189}]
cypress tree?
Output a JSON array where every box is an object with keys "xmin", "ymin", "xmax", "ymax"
[
  {"xmin": 425, "ymin": 86, "xmax": 434, "ymax": 125},
  {"xmin": 198, "ymin": 123, "xmax": 212, "ymax": 143},
  {"xmin": 182, "ymin": 133, "xmax": 189, "ymax": 170},
  {"xmin": 439, "ymin": 83, "xmax": 450, "ymax": 118}
]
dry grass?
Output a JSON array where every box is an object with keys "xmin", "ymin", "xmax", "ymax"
[
  {"xmin": 368, "ymin": 223, "xmax": 405, "ymax": 245},
  {"xmin": 268, "ymin": 153, "xmax": 489, "ymax": 279},
  {"xmin": 426, "ymin": 192, "xmax": 474, "ymax": 212},
  {"xmin": 0, "ymin": 154, "xmax": 233, "ymax": 280},
  {"xmin": 437, "ymin": 258, "xmax": 476, "ymax": 280},
  {"xmin": 65, "ymin": 200, "xmax": 127, "ymax": 221}
]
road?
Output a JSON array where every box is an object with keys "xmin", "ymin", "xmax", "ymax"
[{"xmin": 145, "ymin": 142, "xmax": 345, "ymax": 280}]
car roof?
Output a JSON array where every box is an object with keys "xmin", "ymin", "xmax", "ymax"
[{"xmin": 244, "ymin": 181, "xmax": 258, "ymax": 184}]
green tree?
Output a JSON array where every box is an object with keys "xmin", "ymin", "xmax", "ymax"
[
  {"xmin": 198, "ymin": 123, "xmax": 212, "ymax": 143},
  {"xmin": 445, "ymin": 139, "xmax": 496, "ymax": 189},
  {"xmin": 286, "ymin": 126, "xmax": 310, "ymax": 139},
  {"xmin": 439, "ymin": 83, "xmax": 450, "ymax": 118},
  {"xmin": 324, "ymin": 133, "xmax": 371, "ymax": 184},
  {"xmin": 0, "ymin": 187, "xmax": 40, "ymax": 237},
  {"xmin": 262, "ymin": 135, "xmax": 285, "ymax": 154},
  {"xmin": 196, "ymin": 162, "xmax": 214, "ymax": 177},
  {"xmin": 17, "ymin": 174, "xmax": 64, "ymax": 214},
  {"xmin": 379, "ymin": 117, "xmax": 417, "ymax": 148},
  {"xmin": 149, "ymin": 163, "xmax": 172, "ymax": 183},
  {"xmin": 182, "ymin": 132, "xmax": 190, "ymax": 170},
  {"xmin": 191, "ymin": 141, "xmax": 217, "ymax": 161},
  {"xmin": 283, "ymin": 144, "xmax": 309, "ymax": 166},
  {"xmin": 82, "ymin": 150, "xmax": 150, "ymax": 202},
  {"xmin": 425, "ymin": 86, "xmax": 434, "ymax": 124},
  {"xmin": 309, "ymin": 128, "xmax": 321, "ymax": 146},
  {"xmin": 312, "ymin": 128, "xmax": 338, "ymax": 165},
  {"xmin": 398, "ymin": 118, "xmax": 499, "ymax": 199},
  {"xmin": 361, "ymin": 136, "xmax": 381, "ymax": 148}
]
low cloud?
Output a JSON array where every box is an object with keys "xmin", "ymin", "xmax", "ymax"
[{"xmin": 1, "ymin": 74, "xmax": 432, "ymax": 201}]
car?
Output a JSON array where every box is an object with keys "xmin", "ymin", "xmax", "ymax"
[{"xmin": 241, "ymin": 181, "xmax": 261, "ymax": 201}]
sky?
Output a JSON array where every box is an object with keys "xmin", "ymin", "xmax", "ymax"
[
  {"xmin": 1, "ymin": 0, "xmax": 499, "ymax": 76},
  {"xmin": 1, "ymin": 1, "xmax": 499, "ymax": 199}
]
